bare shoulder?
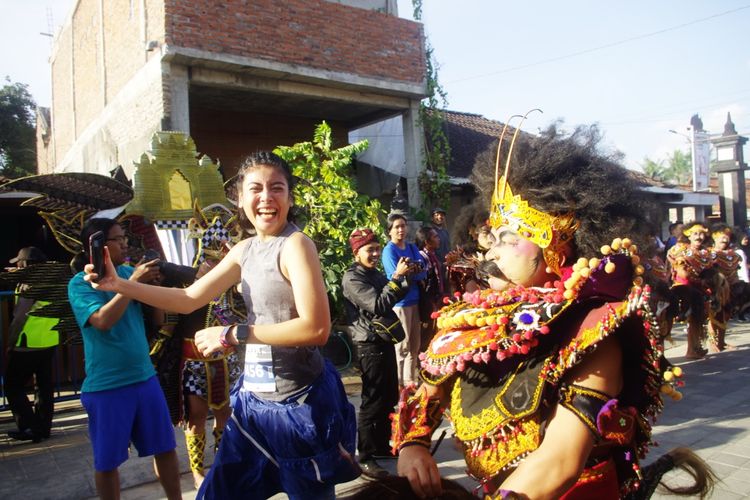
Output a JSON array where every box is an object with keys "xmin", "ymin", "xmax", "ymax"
[{"xmin": 284, "ymin": 230, "xmax": 318, "ymax": 255}]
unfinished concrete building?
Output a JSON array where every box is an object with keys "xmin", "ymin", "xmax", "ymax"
[{"xmin": 38, "ymin": 0, "xmax": 427, "ymax": 206}]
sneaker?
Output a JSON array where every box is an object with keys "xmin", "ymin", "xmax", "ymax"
[{"xmin": 359, "ymin": 459, "xmax": 389, "ymax": 479}]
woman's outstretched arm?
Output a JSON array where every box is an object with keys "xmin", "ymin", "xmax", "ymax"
[{"xmin": 85, "ymin": 243, "xmax": 244, "ymax": 314}]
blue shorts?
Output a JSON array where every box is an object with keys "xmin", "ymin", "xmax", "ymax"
[
  {"xmin": 198, "ymin": 360, "xmax": 359, "ymax": 500},
  {"xmin": 81, "ymin": 376, "xmax": 176, "ymax": 472}
]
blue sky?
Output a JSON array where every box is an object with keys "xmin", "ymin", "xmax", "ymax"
[
  {"xmin": 397, "ymin": 0, "xmax": 750, "ymax": 170},
  {"xmin": 3, "ymin": 0, "xmax": 749, "ymax": 171}
]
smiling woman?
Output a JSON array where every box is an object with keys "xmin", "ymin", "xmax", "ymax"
[{"xmin": 81, "ymin": 152, "xmax": 359, "ymax": 500}]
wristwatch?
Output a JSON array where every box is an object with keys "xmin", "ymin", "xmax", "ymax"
[{"xmin": 235, "ymin": 324, "xmax": 251, "ymax": 344}]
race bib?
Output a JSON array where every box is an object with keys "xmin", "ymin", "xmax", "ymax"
[{"xmin": 242, "ymin": 344, "xmax": 277, "ymax": 392}]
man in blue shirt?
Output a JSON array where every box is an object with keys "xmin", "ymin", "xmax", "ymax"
[{"xmin": 68, "ymin": 218, "xmax": 181, "ymax": 500}]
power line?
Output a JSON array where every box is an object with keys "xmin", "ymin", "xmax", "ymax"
[{"xmin": 446, "ymin": 5, "xmax": 750, "ymax": 84}]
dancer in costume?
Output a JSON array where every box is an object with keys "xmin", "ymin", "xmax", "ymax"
[
  {"xmin": 666, "ymin": 222, "xmax": 713, "ymax": 359},
  {"xmin": 84, "ymin": 152, "xmax": 358, "ymax": 499},
  {"xmin": 392, "ymin": 124, "xmax": 713, "ymax": 498},
  {"xmin": 707, "ymin": 223, "xmax": 746, "ymax": 352}
]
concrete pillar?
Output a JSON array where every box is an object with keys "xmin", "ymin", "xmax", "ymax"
[
  {"xmin": 401, "ymin": 99, "xmax": 425, "ymax": 211},
  {"xmin": 166, "ymin": 64, "xmax": 190, "ymax": 133},
  {"xmin": 712, "ymin": 113, "xmax": 748, "ymax": 229}
]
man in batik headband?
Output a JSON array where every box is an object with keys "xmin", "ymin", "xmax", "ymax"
[
  {"xmin": 667, "ymin": 221, "xmax": 712, "ymax": 359},
  {"xmin": 393, "ymin": 124, "xmax": 713, "ymax": 499}
]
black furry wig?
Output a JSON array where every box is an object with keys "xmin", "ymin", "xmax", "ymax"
[{"xmin": 467, "ymin": 123, "xmax": 657, "ymax": 259}]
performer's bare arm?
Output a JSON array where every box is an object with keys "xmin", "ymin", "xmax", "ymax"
[
  {"xmin": 396, "ymin": 382, "xmax": 450, "ymax": 498},
  {"xmin": 499, "ymin": 335, "xmax": 623, "ymax": 498}
]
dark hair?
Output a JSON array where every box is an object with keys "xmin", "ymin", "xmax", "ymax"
[
  {"xmin": 415, "ymin": 225, "xmax": 436, "ymax": 249},
  {"xmin": 72, "ymin": 218, "xmax": 119, "ymax": 273},
  {"xmin": 80, "ymin": 218, "xmax": 119, "ymax": 259},
  {"xmin": 386, "ymin": 213, "xmax": 407, "ymax": 233},
  {"xmin": 235, "ymin": 151, "xmax": 296, "ymax": 231},
  {"xmin": 471, "ymin": 123, "xmax": 658, "ymax": 258},
  {"xmin": 710, "ymin": 222, "xmax": 734, "ymax": 243}
]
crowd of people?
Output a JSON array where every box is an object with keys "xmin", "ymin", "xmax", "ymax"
[{"xmin": 4, "ymin": 134, "xmax": 731, "ymax": 498}]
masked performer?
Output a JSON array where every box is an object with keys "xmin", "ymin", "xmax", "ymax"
[
  {"xmin": 392, "ymin": 124, "xmax": 712, "ymax": 499},
  {"xmin": 667, "ymin": 222, "xmax": 713, "ymax": 359}
]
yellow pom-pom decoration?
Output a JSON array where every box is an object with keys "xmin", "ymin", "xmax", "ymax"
[
  {"xmin": 601, "ymin": 245, "xmax": 612, "ymax": 255},
  {"xmin": 476, "ymin": 317, "xmax": 486, "ymax": 328},
  {"xmin": 579, "ymin": 268, "xmax": 591, "ymax": 278},
  {"xmin": 589, "ymin": 258, "xmax": 601, "ymax": 269},
  {"xmin": 635, "ymin": 264, "xmax": 645, "ymax": 275},
  {"xmin": 672, "ymin": 367, "xmax": 683, "ymax": 377},
  {"xmin": 671, "ymin": 391, "xmax": 683, "ymax": 401},
  {"xmin": 630, "ymin": 255, "xmax": 641, "ymax": 266},
  {"xmin": 611, "ymin": 238, "xmax": 622, "ymax": 251},
  {"xmin": 577, "ymin": 257, "xmax": 588, "ymax": 268},
  {"xmin": 663, "ymin": 371, "xmax": 674, "ymax": 382},
  {"xmin": 563, "ymin": 289, "xmax": 575, "ymax": 300},
  {"xmin": 633, "ymin": 276, "xmax": 644, "ymax": 286},
  {"xmin": 660, "ymin": 384, "xmax": 673, "ymax": 394},
  {"xmin": 622, "ymin": 238, "xmax": 632, "ymax": 249},
  {"xmin": 605, "ymin": 262, "xmax": 617, "ymax": 274},
  {"xmin": 630, "ymin": 244, "xmax": 638, "ymax": 254}
]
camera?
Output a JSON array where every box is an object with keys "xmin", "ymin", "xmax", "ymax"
[{"xmin": 143, "ymin": 249, "xmax": 198, "ymax": 287}]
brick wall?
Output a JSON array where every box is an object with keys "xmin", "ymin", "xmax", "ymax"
[
  {"xmin": 71, "ymin": 0, "xmax": 103, "ymax": 138},
  {"xmin": 165, "ymin": 0, "xmax": 425, "ymax": 85},
  {"xmin": 48, "ymin": 0, "xmax": 168, "ymax": 174}
]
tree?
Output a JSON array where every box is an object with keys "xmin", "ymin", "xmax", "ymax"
[
  {"xmin": 0, "ymin": 78, "xmax": 37, "ymax": 178},
  {"xmin": 640, "ymin": 157, "xmax": 667, "ymax": 182},
  {"xmin": 641, "ymin": 149, "xmax": 692, "ymax": 186},
  {"xmin": 275, "ymin": 122, "xmax": 386, "ymax": 322}
]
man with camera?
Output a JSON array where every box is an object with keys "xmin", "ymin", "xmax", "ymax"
[
  {"xmin": 67, "ymin": 218, "xmax": 181, "ymax": 500},
  {"xmin": 342, "ymin": 228, "xmax": 416, "ymax": 478}
]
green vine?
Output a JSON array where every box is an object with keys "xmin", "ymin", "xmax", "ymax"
[{"xmin": 412, "ymin": 0, "xmax": 452, "ymax": 211}]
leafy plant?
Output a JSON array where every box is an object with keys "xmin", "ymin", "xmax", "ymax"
[{"xmin": 275, "ymin": 122, "xmax": 386, "ymax": 323}]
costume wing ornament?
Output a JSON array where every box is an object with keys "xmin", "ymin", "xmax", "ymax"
[{"xmin": 0, "ymin": 172, "xmax": 133, "ymax": 254}]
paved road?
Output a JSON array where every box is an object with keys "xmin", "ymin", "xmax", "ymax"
[{"xmin": 2, "ymin": 322, "xmax": 749, "ymax": 499}]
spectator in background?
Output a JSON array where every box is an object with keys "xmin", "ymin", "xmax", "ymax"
[
  {"xmin": 68, "ymin": 218, "xmax": 181, "ymax": 499},
  {"xmin": 431, "ymin": 208, "xmax": 451, "ymax": 266},
  {"xmin": 664, "ymin": 221, "xmax": 683, "ymax": 254},
  {"xmin": 342, "ymin": 228, "xmax": 412, "ymax": 479},
  {"xmin": 4, "ymin": 247, "xmax": 59, "ymax": 443},
  {"xmin": 382, "ymin": 214, "xmax": 426, "ymax": 388},
  {"xmin": 415, "ymin": 226, "xmax": 445, "ymax": 350}
]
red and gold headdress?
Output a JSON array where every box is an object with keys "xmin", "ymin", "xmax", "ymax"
[{"xmin": 489, "ymin": 110, "xmax": 579, "ymax": 276}]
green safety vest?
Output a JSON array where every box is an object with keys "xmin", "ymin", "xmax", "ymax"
[{"xmin": 16, "ymin": 300, "xmax": 60, "ymax": 349}]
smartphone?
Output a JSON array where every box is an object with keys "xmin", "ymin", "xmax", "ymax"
[{"xmin": 89, "ymin": 230, "xmax": 106, "ymax": 282}]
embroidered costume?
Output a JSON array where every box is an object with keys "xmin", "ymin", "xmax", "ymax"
[
  {"xmin": 392, "ymin": 162, "xmax": 682, "ymax": 497},
  {"xmin": 394, "ymin": 243, "xmax": 668, "ymax": 496}
]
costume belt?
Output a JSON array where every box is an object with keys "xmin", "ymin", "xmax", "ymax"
[{"xmin": 182, "ymin": 338, "xmax": 233, "ymax": 409}]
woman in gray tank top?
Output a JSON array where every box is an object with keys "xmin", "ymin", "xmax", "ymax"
[{"xmin": 84, "ymin": 152, "xmax": 358, "ymax": 499}]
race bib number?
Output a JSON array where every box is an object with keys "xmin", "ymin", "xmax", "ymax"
[{"xmin": 242, "ymin": 344, "xmax": 276, "ymax": 392}]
